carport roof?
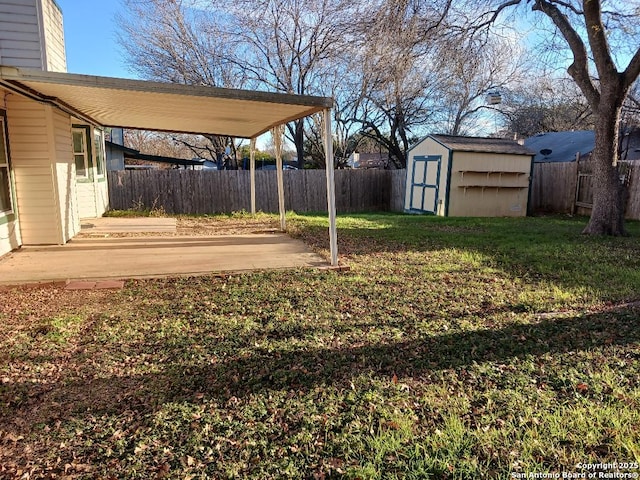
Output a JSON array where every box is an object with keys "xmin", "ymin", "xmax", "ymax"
[{"xmin": 0, "ymin": 66, "xmax": 333, "ymax": 138}]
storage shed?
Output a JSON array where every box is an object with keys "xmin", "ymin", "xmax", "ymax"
[{"xmin": 404, "ymin": 135, "xmax": 535, "ymax": 217}]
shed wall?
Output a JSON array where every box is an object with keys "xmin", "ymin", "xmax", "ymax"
[
  {"xmin": 404, "ymin": 137, "xmax": 450, "ymax": 214},
  {"xmin": 448, "ymin": 152, "xmax": 531, "ymax": 217}
]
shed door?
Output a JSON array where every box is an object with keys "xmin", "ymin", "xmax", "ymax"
[{"xmin": 409, "ymin": 155, "xmax": 441, "ymax": 213}]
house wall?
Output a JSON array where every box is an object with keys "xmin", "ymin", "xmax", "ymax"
[
  {"xmin": 76, "ymin": 181, "xmax": 97, "ymax": 218},
  {"xmin": 0, "ymin": 0, "xmax": 44, "ymax": 69},
  {"xmin": 50, "ymin": 106, "xmax": 78, "ymax": 239},
  {"xmin": 77, "ymin": 178, "xmax": 108, "ymax": 218},
  {"xmin": 39, "ymin": 0, "xmax": 66, "ymax": 72},
  {"xmin": 0, "ymin": 94, "xmax": 21, "ymax": 257},
  {"xmin": 96, "ymin": 176, "xmax": 108, "ymax": 215},
  {"xmin": 6, "ymin": 93, "xmax": 79, "ymax": 244},
  {"xmin": 6, "ymin": 94, "xmax": 60, "ymax": 244},
  {"xmin": 76, "ymin": 126, "xmax": 108, "ymax": 219},
  {"xmin": 0, "ymin": 0, "xmax": 66, "ymax": 72},
  {"xmin": 0, "ymin": 211, "xmax": 20, "ymax": 256},
  {"xmin": 106, "ymin": 145, "xmax": 125, "ymax": 171},
  {"xmin": 447, "ymin": 152, "xmax": 531, "ymax": 217},
  {"xmin": 404, "ymin": 137, "xmax": 450, "ymax": 215}
]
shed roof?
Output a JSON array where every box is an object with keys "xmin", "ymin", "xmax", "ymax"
[
  {"xmin": 524, "ymin": 130, "xmax": 595, "ymax": 163},
  {"xmin": 0, "ymin": 66, "xmax": 332, "ymax": 138},
  {"xmin": 430, "ymin": 134, "xmax": 534, "ymax": 155}
]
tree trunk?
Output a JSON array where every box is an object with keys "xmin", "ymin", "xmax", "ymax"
[
  {"xmin": 582, "ymin": 101, "xmax": 626, "ymax": 235},
  {"xmin": 294, "ymin": 120, "xmax": 305, "ymax": 169}
]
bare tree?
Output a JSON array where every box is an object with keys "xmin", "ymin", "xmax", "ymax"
[
  {"xmin": 345, "ymin": 0, "xmax": 453, "ymax": 168},
  {"xmin": 503, "ymin": 76, "xmax": 594, "ymax": 137},
  {"xmin": 123, "ymin": 130, "xmax": 219, "ymax": 160},
  {"xmin": 476, "ymin": 0, "xmax": 640, "ymax": 235},
  {"xmin": 118, "ymin": 0, "xmax": 245, "ymax": 166},
  {"xmin": 217, "ymin": 0, "xmax": 349, "ymax": 168},
  {"xmin": 433, "ymin": 33, "xmax": 528, "ymax": 135}
]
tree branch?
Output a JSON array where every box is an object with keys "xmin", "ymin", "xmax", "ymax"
[
  {"xmin": 623, "ymin": 48, "xmax": 640, "ymax": 91},
  {"xmin": 581, "ymin": 0, "xmax": 619, "ymax": 85},
  {"xmin": 475, "ymin": 0, "xmax": 523, "ymax": 30},
  {"xmin": 532, "ymin": 0, "xmax": 600, "ymax": 107}
]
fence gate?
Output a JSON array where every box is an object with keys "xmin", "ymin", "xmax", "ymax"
[
  {"xmin": 408, "ymin": 155, "xmax": 441, "ymax": 214},
  {"xmin": 574, "ymin": 160, "xmax": 633, "ymax": 213},
  {"xmin": 574, "ymin": 171, "xmax": 593, "ymax": 210}
]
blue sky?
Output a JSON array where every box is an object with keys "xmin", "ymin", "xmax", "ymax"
[{"xmin": 56, "ymin": 0, "xmax": 136, "ymax": 78}]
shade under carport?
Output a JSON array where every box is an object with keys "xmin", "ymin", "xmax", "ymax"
[
  {"xmin": 0, "ymin": 66, "xmax": 332, "ymax": 138},
  {"xmin": 0, "ymin": 65, "xmax": 339, "ymax": 266}
]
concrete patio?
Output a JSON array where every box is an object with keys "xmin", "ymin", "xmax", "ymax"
[{"xmin": 0, "ymin": 218, "xmax": 329, "ymax": 285}]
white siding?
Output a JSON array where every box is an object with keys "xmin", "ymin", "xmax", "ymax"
[
  {"xmin": 96, "ymin": 179, "xmax": 108, "ymax": 215},
  {"xmin": 0, "ymin": 96, "xmax": 21, "ymax": 256},
  {"xmin": 77, "ymin": 126, "xmax": 109, "ymax": 219},
  {"xmin": 6, "ymin": 95, "xmax": 62, "ymax": 244},
  {"xmin": 0, "ymin": 218, "xmax": 21, "ymax": 257},
  {"xmin": 40, "ymin": 0, "xmax": 66, "ymax": 72},
  {"xmin": 76, "ymin": 175, "xmax": 109, "ymax": 219},
  {"xmin": 0, "ymin": 0, "xmax": 44, "ymax": 70},
  {"xmin": 50, "ymin": 107, "xmax": 78, "ymax": 240},
  {"xmin": 94, "ymin": 131, "xmax": 109, "ymax": 216},
  {"xmin": 76, "ymin": 181, "xmax": 97, "ymax": 218}
]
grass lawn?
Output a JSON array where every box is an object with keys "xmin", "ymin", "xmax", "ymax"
[{"xmin": 1, "ymin": 213, "xmax": 639, "ymax": 479}]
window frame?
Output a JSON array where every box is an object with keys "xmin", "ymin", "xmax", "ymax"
[
  {"xmin": 0, "ymin": 112, "xmax": 14, "ymax": 217},
  {"xmin": 72, "ymin": 125, "xmax": 92, "ymax": 181},
  {"xmin": 93, "ymin": 129, "xmax": 106, "ymax": 178}
]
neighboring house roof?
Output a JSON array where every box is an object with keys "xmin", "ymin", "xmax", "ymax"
[
  {"xmin": 0, "ymin": 66, "xmax": 333, "ymax": 138},
  {"xmin": 429, "ymin": 134, "xmax": 534, "ymax": 155},
  {"xmin": 524, "ymin": 130, "xmax": 595, "ymax": 163},
  {"xmin": 106, "ymin": 140, "xmax": 205, "ymax": 167}
]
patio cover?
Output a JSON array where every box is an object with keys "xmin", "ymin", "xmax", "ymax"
[
  {"xmin": 0, "ymin": 66, "xmax": 332, "ymax": 138},
  {"xmin": 0, "ymin": 66, "xmax": 339, "ymax": 266}
]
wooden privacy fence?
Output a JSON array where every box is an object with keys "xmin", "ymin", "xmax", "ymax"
[
  {"xmin": 530, "ymin": 161, "xmax": 640, "ymax": 219},
  {"xmin": 109, "ymin": 165, "xmax": 640, "ymax": 218},
  {"xmin": 108, "ymin": 169, "xmax": 407, "ymax": 214},
  {"xmin": 529, "ymin": 162, "xmax": 578, "ymax": 213}
]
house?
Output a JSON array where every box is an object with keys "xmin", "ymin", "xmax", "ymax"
[
  {"xmin": 524, "ymin": 130, "xmax": 595, "ymax": 163},
  {"xmin": 105, "ymin": 127, "xmax": 126, "ymax": 171},
  {"xmin": 0, "ymin": 0, "xmax": 340, "ymax": 265},
  {"xmin": 621, "ymin": 128, "xmax": 640, "ymax": 161},
  {"xmin": 404, "ymin": 134, "xmax": 534, "ymax": 217},
  {"xmin": 525, "ymin": 129, "xmax": 640, "ymax": 164},
  {"xmin": 0, "ymin": 0, "xmax": 107, "ymax": 253},
  {"xmin": 347, "ymin": 152, "xmax": 387, "ymax": 169},
  {"xmin": 105, "ymin": 139, "xmax": 208, "ymax": 170}
]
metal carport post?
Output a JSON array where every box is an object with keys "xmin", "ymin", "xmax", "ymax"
[{"xmin": 323, "ymin": 108, "xmax": 338, "ymax": 266}]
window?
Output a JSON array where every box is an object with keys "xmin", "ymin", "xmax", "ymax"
[
  {"xmin": 94, "ymin": 130, "xmax": 105, "ymax": 177},
  {"xmin": 72, "ymin": 127, "xmax": 90, "ymax": 179},
  {"xmin": 0, "ymin": 116, "xmax": 13, "ymax": 215}
]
